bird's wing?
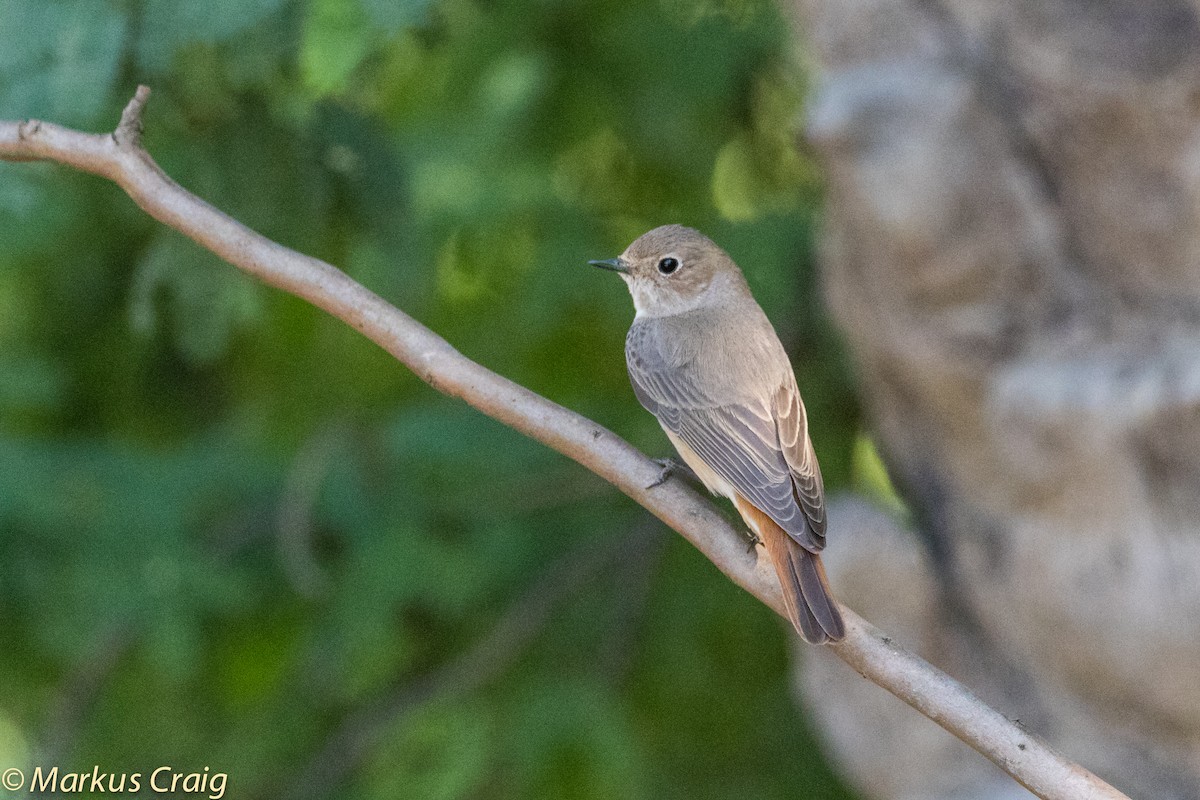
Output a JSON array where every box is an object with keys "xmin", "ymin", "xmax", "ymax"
[
  {"xmin": 773, "ymin": 381, "xmax": 826, "ymax": 540},
  {"xmin": 628, "ymin": 344, "xmax": 826, "ymax": 552}
]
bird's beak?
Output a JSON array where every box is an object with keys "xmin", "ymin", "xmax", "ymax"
[{"xmin": 588, "ymin": 257, "xmax": 629, "ymax": 274}]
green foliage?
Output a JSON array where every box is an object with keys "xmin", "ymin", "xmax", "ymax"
[
  {"xmin": 0, "ymin": 0, "xmax": 861, "ymax": 798},
  {"xmin": 852, "ymin": 434, "xmax": 908, "ymax": 520},
  {"xmin": 0, "ymin": 0, "xmax": 127, "ymax": 126},
  {"xmin": 363, "ymin": 701, "xmax": 493, "ymax": 800},
  {"xmin": 130, "ymin": 231, "xmax": 265, "ymax": 365}
]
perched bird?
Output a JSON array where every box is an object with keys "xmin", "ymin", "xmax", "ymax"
[{"xmin": 590, "ymin": 225, "xmax": 845, "ymax": 643}]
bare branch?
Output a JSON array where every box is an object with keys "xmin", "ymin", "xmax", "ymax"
[{"xmin": 0, "ymin": 87, "xmax": 1128, "ymax": 800}]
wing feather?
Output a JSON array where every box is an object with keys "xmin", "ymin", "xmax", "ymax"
[{"xmin": 627, "ymin": 323, "xmax": 826, "ymax": 551}]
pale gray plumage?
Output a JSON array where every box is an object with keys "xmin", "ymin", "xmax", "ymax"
[
  {"xmin": 593, "ymin": 224, "xmax": 844, "ymax": 643},
  {"xmin": 626, "ymin": 318, "xmax": 826, "ymax": 550}
]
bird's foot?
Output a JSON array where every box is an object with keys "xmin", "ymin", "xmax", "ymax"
[
  {"xmin": 743, "ymin": 529, "xmax": 762, "ymax": 552},
  {"xmin": 646, "ymin": 457, "xmax": 700, "ymax": 489},
  {"xmin": 646, "ymin": 457, "xmax": 681, "ymax": 489}
]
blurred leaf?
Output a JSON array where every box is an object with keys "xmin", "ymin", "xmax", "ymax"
[
  {"xmin": 504, "ymin": 679, "xmax": 649, "ymax": 800},
  {"xmin": 361, "ymin": 702, "xmax": 491, "ymax": 800},
  {"xmin": 300, "ymin": 0, "xmax": 377, "ymax": 98},
  {"xmin": 129, "ymin": 231, "xmax": 263, "ymax": 366},
  {"xmin": 476, "ymin": 51, "xmax": 549, "ymax": 125},
  {"xmin": 434, "ymin": 222, "xmax": 537, "ymax": 304},
  {"xmin": 360, "ymin": 0, "xmax": 435, "ymax": 33},
  {"xmin": 0, "ymin": 0, "xmax": 126, "ymax": 127},
  {"xmin": 0, "ymin": 354, "xmax": 67, "ymax": 415},
  {"xmin": 325, "ymin": 525, "xmax": 421, "ymax": 701},
  {"xmin": 553, "ymin": 129, "xmax": 637, "ymax": 213},
  {"xmin": 661, "ymin": 0, "xmax": 771, "ymax": 27},
  {"xmin": 0, "ymin": 435, "xmax": 264, "ymax": 671},
  {"xmin": 0, "ymin": 166, "xmax": 48, "ymax": 219},
  {"xmin": 213, "ymin": 610, "xmax": 303, "ymax": 711},
  {"xmin": 136, "ymin": 0, "xmax": 289, "ymax": 71},
  {"xmin": 712, "ymin": 135, "xmax": 770, "ymax": 222},
  {"xmin": 852, "ymin": 433, "xmax": 908, "ymax": 518},
  {"xmin": 0, "ymin": 711, "xmax": 30, "ymax": 775}
]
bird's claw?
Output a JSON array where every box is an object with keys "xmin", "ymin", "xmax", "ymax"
[
  {"xmin": 743, "ymin": 529, "xmax": 762, "ymax": 552},
  {"xmin": 646, "ymin": 458, "xmax": 679, "ymax": 489}
]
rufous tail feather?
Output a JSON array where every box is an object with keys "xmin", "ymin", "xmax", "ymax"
[{"xmin": 737, "ymin": 497, "xmax": 845, "ymax": 644}]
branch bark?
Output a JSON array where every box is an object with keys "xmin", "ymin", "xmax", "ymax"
[{"xmin": 0, "ymin": 87, "xmax": 1128, "ymax": 800}]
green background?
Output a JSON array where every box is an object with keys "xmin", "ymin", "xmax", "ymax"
[{"xmin": 0, "ymin": 0, "xmax": 869, "ymax": 797}]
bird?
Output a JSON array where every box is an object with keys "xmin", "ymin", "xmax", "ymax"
[{"xmin": 590, "ymin": 224, "xmax": 845, "ymax": 643}]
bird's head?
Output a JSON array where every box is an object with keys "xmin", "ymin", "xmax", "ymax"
[{"xmin": 589, "ymin": 224, "xmax": 746, "ymax": 317}]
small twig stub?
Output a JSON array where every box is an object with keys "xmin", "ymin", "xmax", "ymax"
[{"xmin": 113, "ymin": 84, "xmax": 151, "ymax": 148}]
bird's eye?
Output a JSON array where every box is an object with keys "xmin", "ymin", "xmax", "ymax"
[{"xmin": 657, "ymin": 257, "xmax": 680, "ymax": 275}]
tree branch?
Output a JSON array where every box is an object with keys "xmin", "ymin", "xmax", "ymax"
[{"xmin": 0, "ymin": 87, "xmax": 1128, "ymax": 800}]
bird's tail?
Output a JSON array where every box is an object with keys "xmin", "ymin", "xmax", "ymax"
[{"xmin": 739, "ymin": 499, "xmax": 845, "ymax": 644}]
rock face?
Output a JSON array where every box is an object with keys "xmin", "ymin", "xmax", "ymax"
[{"xmin": 789, "ymin": 2, "xmax": 1200, "ymax": 797}]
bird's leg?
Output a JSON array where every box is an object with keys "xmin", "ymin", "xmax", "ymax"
[
  {"xmin": 742, "ymin": 528, "xmax": 762, "ymax": 551},
  {"xmin": 646, "ymin": 457, "xmax": 680, "ymax": 488},
  {"xmin": 645, "ymin": 457, "xmax": 699, "ymax": 489}
]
